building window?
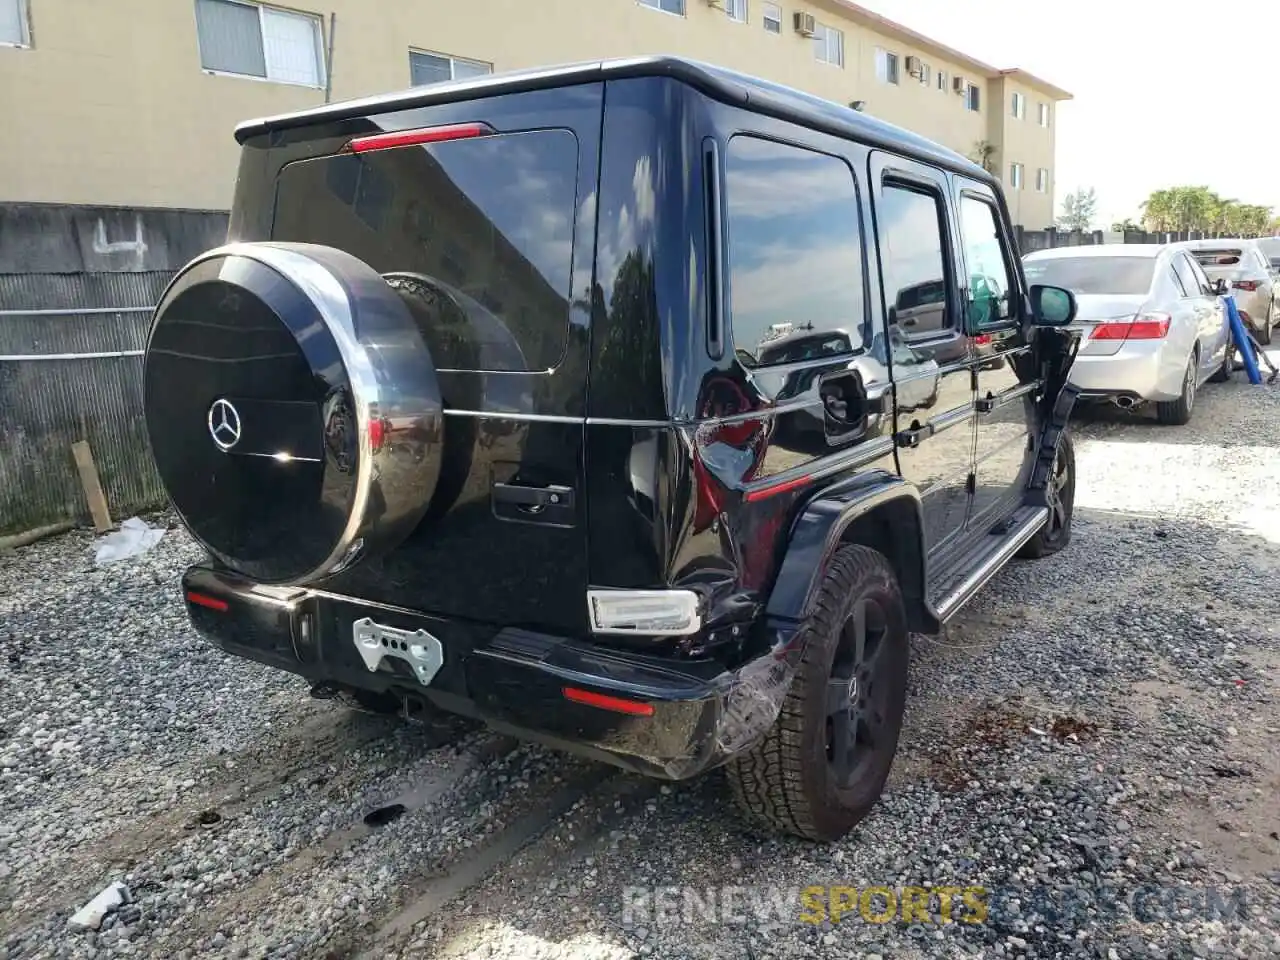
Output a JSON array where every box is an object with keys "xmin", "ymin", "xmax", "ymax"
[
  {"xmin": 814, "ymin": 23, "xmax": 843, "ymax": 66},
  {"xmin": 1038, "ymin": 102, "xmax": 1050, "ymax": 127},
  {"xmin": 638, "ymin": 0, "xmax": 685, "ymax": 14},
  {"xmin": 723, "ymin": 136, "xmax": 866, "ymax": 366},
  {"xmin": 1036, "ymin": 168, "xmax": 1049, "ymax": 193},
  {"xmin": 875, "ymin": 48, "xmax": 898, "ymax": 84},
  {"xmin": 409, "ymin": 50, "xmax": 492, "ymax": 85},
  {"xmin": 919, "ymin": 63, "xmax": 931, "ymax": 85},
  {"xmin": 1011, "ymin": 91, "xmax": 1026, "ymax": 119},
  {"xmin": 1, "ymin": 0, "xmax": 30, "ymax": 46},
  {"xmin": 726, "ymin": 0, "xmax": 747, "ymax": 22},
  {"xmin": 762, "ymin": 1, "xmax": 782, "ymax": 32},
  {"xmin": 194, "ymin": 0, "xmax": 325, "ymax": 87},
  {"xmin": 1009, "ymin": 162, "xmax": 1024, "ymax": 189},
  {"xmin": 965, "ymin": 82, "xmax": 981, "ymax": 112},
  {"xmin": 936, "ymin": 70, "xmax": 948, "ymax": 92}
]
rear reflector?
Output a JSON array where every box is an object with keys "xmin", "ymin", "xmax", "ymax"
[
  {"xmin": 1090, "ymin": 313, "xmax": 1171, "ymax": 341},
  {"xmin": 187, "ymin": 591, "xmax": 228, "ymax": 612},
  {"xmin": 562, "ymin": 687, "xmax": 655, "ymax": 717},
  {"xmin": 1231, "ymin": 279, "xmax": 1259, "ymax": 292},
  {"xmin": 347, "ymin": 122, "xmax": 493, "ymax": 154}
]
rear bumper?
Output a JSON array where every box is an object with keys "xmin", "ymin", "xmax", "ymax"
[
  {"xmin": 1068, "ymin": 339, "xmax": 1186, "ymax": 402},
  {"xmin": 181, "ymin": 566, "xmax": 799, "ymax": 780}
]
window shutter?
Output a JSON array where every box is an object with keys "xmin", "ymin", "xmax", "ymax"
[
  {"xmin": 261, "ymin": 7, "xmax": 322, "ymax": 86},
  {"xmin": 195, "ymin": 0, "xmax": 266, "ymax": 77}
]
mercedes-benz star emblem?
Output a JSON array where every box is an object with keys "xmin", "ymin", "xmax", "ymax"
[{"xmin": 207, "ymin": 398, "xmax": 242, "ymax": 452}]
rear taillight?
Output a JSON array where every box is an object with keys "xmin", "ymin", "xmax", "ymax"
[
  {"xmin": 1090, "ymin": 313, "xmax": 1171, "ymax": 341},
  {"xmin": 1232, "ymin": 279, "xmax": 1259, "ymax": 292}
]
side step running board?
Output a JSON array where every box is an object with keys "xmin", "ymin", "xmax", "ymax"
[{"xmin": 934, "ymin": 506, "xmax": 1049, "ymax": 623}]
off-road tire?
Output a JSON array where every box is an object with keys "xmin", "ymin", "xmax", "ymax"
[
  {"xmin": 725, "ymin": 545, "xmax": 909, "ymax": 841},
  {"xmin": 1018, "ymin": 430, "xmax": 1075, "ymax": 559},
  {"xmin": 1156, "ymin": 353, "xmax": 1197, "ymax": 426}
]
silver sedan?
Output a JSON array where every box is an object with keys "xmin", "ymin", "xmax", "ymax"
[{"xmin": 1022, "ymin": 243, "xmax": 1232, "ymax": 425}]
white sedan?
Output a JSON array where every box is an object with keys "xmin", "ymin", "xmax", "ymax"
[{"xmin": 1022, "ymin": 244, "xmax": 1233, "ymax": 425}]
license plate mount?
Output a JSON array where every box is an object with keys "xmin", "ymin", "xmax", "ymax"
[{"xmin": 351, "ymin": 617, "xmax": 444, "ymax": 687}]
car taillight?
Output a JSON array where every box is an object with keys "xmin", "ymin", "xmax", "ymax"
[
  {"xmin": 1231, "ymin": 279, "xmax": 1259, "ymax": 292},
  {"xmin": 1090, "ymin": 313, "xmax": 1172, "ymax": 341}
]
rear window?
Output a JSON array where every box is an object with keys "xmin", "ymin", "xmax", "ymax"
[
  {"xmin": 272, "ymin": 129, "xmax": 579, "ymax": 372},
  {"xmin": 1022, "ymin": 256, "xmax": 1155, "ymax": 296},
  {"xmin": 1190, "ymin": 248, "xmax": 1248, "ymax": 277}
]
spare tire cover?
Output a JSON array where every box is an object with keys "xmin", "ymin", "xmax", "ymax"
[{"xmin": 144, "ymin": 241, "xmax": 444, "ymax": 584}]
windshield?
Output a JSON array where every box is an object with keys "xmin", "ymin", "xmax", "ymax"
[{"xmin": 1022, "ymin": 256, "xmax": 1155, "ymax": 296}]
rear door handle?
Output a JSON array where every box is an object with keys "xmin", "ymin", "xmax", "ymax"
[{"xmin": 492, "ymin": 482, "xmax": 576, "ymax": 526}]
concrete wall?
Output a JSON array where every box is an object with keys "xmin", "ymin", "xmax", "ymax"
[
  {"xmin": 0, "ymin": 203, "xmax": 228, "ymax": 536},
  {"xmin": 0, "ymin": 0, "xmax": 1069, "ymax": 224}
]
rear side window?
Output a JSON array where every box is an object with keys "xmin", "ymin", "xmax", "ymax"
[
  {"xmin": 1023, "ymin": 256, "xmax": 1155, "ymax": 296},
  {"xmin": 723, "ymin": 136, "xmax": 866, "ymax": 368},
  {"xmin": 272, "ymin": 129, "xmax": 579, "ymax": 372},
  {"xmin": 1171, "ymin": 255, "xmax": 1201, "ymax": 297},
  {"xmin": 877, "ymin": 183, "xmax": 952, "ymax": 339}
]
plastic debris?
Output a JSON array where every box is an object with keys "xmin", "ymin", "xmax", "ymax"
[
  {"xmin": 68, "ymin": 881, "xmax": 130, "ymax": 931},
  {"xmin": 93, "ymin": 516, "xmax": 164, "ymax": 566}
]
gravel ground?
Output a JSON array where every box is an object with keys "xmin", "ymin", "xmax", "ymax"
[{"xmin": 1, "ymin": 367, "xmax": 1279, "ymax": 960}]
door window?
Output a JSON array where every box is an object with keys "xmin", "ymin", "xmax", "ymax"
[
  {"xmin": 958, "ymin": 195, "xmax": 1015, "ymax": 330},
  {"xmin": 1182, "ymin": 254, "xmax": 1215, "ymax": 296},
  {"xmin": 1171, "ymin": 255, "xmax": 1200, "ymax": 298},
  {"xmin": 723, "ymin": 135, "xmax": 867, "ymax": 367},
  {"xmin": 877, "ymin": 182, "xmax": 952, "ymax": 339}
]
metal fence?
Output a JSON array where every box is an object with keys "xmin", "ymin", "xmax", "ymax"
[
  {"xmin": 1013, "ymin": 226, "xmax": 1256, "ymax": 254},
  {"xmin": 0, "ymin": 273, "xmax": 171, "ymax": 537}
]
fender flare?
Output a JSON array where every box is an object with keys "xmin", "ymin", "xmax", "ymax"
[{"xmin": 764, "ymin": 470, "xmax": 938, "ymax": 634}]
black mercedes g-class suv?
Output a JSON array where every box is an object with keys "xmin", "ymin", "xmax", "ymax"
[{"xmin": 143, "ymin": 56, "xmax": 1081, "ymax": 841}]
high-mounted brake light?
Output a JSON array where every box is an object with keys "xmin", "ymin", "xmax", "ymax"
[
  {"xmin": 562, "ymin": 687, "xmax": 655, "ymax": 717},
  {"xmin": 1090, "ymin": 312, "xmax": 1171, "ymax": 342},
  {"xmin": 347, "ymin": 122, "xmax": 493, "ymax": 154},
  {"xmin": 187, "ymin": 591, "xmax": 228, "ymax": 612}
]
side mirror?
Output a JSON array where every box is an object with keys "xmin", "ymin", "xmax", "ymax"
[
  {"xmin": 1211, "ymin": 278, "xmax": 1230, "ymax": 296},
  {"xmin": 1029, "ymin": 284, "xmax": 1076, "ymax": 326}
]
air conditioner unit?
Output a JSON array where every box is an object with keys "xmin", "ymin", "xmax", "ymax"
[
  {"xmin": 953, "ymin": 75, "xmax": 967, "ymax": 94},
  {"xmin": 905, "ymin": 56, "xmax": 922, "ymax": 77},
  {"xmin": 705, "ymin": 0, "xmax": 725, "ymax": 8},
  {"xmin": 794, "ymin": 11, "xmax": 817, "ymax": 36}
]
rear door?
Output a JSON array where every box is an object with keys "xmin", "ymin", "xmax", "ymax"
[
  {"xmin": 1177, "ymin": 253, "xmax": 1230, "ymax": 366},
  {"xmin": 869, "ymin": 152, "xmax": 977, "ymax": 560},
  {"xmin": 266, "ymin": 86, "xmax": 603, "ymax": 634}
]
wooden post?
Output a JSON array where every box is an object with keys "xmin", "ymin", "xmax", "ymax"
[{"xmin": 71, "ymin": 440, "xmax": 113, "ymax": 533}]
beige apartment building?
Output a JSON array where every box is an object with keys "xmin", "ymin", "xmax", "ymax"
[{"xmin": 0, "ymin": 0, "xmax": 1070, "ymax": 227}]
